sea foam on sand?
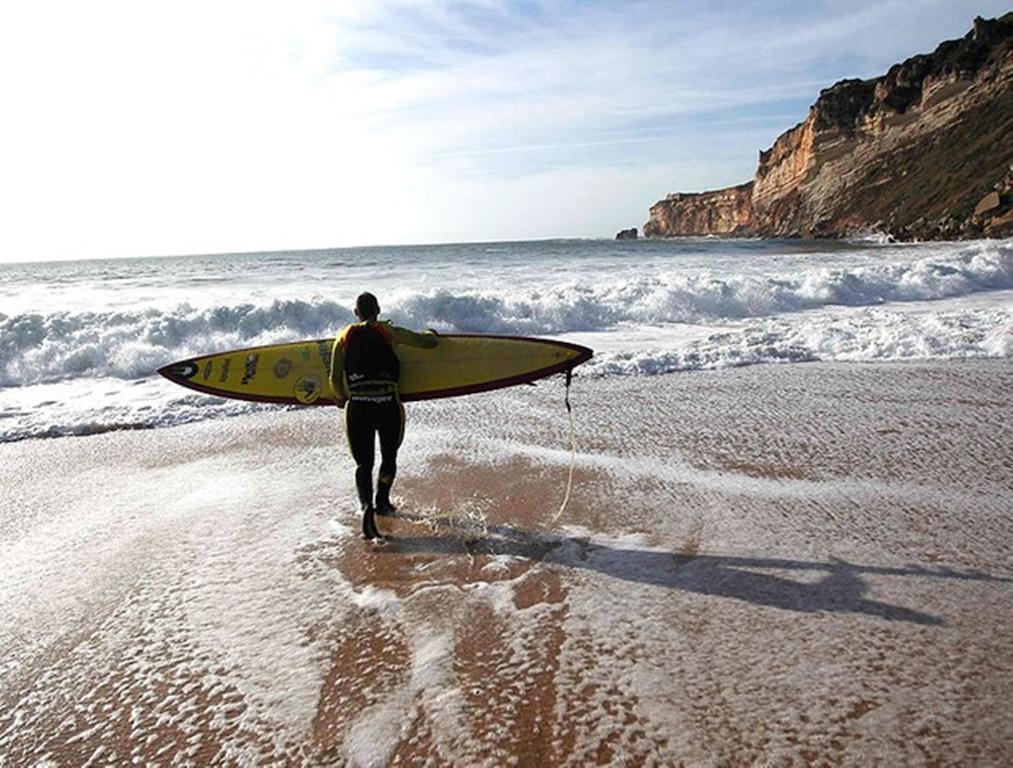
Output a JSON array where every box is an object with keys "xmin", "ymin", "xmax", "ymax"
[{"xmin": 1, "ymin": 360, "xmax": 1011, "ymax": 765}]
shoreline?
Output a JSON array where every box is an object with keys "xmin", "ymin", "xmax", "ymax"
[{"xmin": 2, "ymin": 359, "xmax": 1012, "ymax": 764}]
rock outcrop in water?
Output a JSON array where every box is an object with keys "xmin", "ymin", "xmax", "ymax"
[{"xmin": 643, "ymin": 13, "xmax": 1013, "ymax": 241}]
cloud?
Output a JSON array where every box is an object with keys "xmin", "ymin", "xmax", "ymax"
[{"xmin": 0, "ymin": 0, "xmax": 1007, "ymax": 260}]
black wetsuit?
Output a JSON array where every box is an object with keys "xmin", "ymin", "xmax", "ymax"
[{"xmin": 329, "ymin": 320, "xmax": 437, "ymax": 534}]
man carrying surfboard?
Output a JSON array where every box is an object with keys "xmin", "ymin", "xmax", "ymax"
[{"xmin": 329, "ymin": 292, "xmax": 438, "ymax": 540}]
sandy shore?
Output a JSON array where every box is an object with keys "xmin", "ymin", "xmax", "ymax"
[{"xmin": 2, "ymin": 360, "xmax": 1012, "ymax": 765}]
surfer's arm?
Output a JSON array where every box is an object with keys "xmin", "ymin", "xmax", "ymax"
[
  {"xmin": 329, "ymin": 335, "xmax": 347, "ymax": 408},
  {"xmin": 390, "ymin": 325, "xmax": 439, "ymax": 349}
]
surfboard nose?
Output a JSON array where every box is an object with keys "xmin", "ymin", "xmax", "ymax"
[{"xmin": 157, "ymin": 360, "xmax": 199, "ymax": 381}]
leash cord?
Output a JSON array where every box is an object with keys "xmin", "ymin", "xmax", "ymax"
[{"xmin": 550, "ymin": 367, "xmax": 577, "ymax": 526}]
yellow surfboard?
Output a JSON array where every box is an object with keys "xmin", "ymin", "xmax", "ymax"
[{"xmin": 157, "ymin": 334, "xmax": 592, "ymax": 405}]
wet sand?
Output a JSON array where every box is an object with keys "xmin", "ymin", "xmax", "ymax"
[{"xmin": 1, "ymin": 360, "xmax": 1012, "ymax": 765}]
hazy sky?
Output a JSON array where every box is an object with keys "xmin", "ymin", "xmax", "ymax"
[{"xmin": 0, "ymin": 0, "xmax": 1007, "ymax": 262}]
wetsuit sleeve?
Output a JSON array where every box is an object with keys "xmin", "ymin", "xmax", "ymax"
[
  {"xmin": 329, "ymin": 329, "xmax": 348, "ymax": 400},
  {"xmin": 390, "ymin": 325, "xmax": 439, "ymax": 349}
]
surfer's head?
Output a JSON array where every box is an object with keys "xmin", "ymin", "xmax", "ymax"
[{"xmin": 354, "ymin": 292, "xmax": 380, "ymax": 321}]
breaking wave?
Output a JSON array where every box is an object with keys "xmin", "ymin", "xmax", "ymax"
[
  {"xmin": 2, "ymin": 241, "xmax": 1011, "ymax": 388},
  {"xmin": 586, "ymin": 306, "xmax": 1013, "ymax": 376},
  {"xmin": 0, "ymin": 300, "xmax": 356, "ymax": 388}
]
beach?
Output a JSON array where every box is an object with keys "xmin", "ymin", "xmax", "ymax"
[{"xmin": 2, "ymin": 359, "xmax": 1011, "ymax": 765}]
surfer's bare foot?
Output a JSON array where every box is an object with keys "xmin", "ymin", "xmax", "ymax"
[{"xmin": 375, "ymin": 500, "xmax": 397, "ymax": 516}]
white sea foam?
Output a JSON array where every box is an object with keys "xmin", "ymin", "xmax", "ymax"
[
  {"xmin": 0, "ymin": 238, "xmax": 1010, "ymax": 442},
  {"xmin": 582, "ymin": 299, "xmax": 1013, "ymax": 375},
  {"xmin": 397, "ymin": 240, "xmax": 1012, "ymax": 330},
  {"xmin": 0, "ymin": 300, "xmax": 356, "ymax": 387},
  {"xmin": 3, "ymin": 241, "xmax": 1010, "ymax": 384}
]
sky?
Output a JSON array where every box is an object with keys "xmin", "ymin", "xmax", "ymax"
[{"xmin": 0, "ymin": 0, "xmax": 1008, "ymax": 262}]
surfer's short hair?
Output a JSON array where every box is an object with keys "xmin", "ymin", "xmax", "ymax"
[{"xmin": 356, "ymin": 292, "xmax": 380, "ymax": 318}]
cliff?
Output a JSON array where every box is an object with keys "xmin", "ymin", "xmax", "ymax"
[
  {"xmin": 644, "ymin": 14, "xmax": 1013, "ymax": 240},
  {"xmin": 643, "ymin": 183, "xmax": 755, "ymax": 237}
]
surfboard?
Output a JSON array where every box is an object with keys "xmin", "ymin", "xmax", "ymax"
[{"xmin": 157, "ymin": 334, "xmax": 593, "ymax": 405}]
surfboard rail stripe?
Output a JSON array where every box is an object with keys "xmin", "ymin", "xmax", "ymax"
[{"xmin": 157, "ymin": 334, "xmax": 592, "ymax": 406}]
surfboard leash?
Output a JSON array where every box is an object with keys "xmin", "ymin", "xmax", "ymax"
[{"xmin": 550, "ymin": 366, "xmax": 577, "ymax": 526}]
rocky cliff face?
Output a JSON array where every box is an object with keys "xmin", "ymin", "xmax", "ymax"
[
  {"xmin": 643, "ymin": 183, "xmax": 755, "ymax": 237},
  {"xmin": 644, "ymin": 14, "xmax": 1013, "ymax": 240}
]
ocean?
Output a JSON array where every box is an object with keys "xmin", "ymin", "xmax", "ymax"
[{"xmin": 1, "ymin": 236, "xmax": 1011, "ymax": 443}]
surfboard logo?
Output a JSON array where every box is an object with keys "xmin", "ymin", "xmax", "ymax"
[
  {"xmin": 317, "ymin": 341, "xmax": 332, "ymax": 372},
  {"xmin": 241, "ymin": 353, "xmax": 260, "ymax": 386},
  {"xmin": 273, "ymin": 358, "xmax": 293, "ymax": 379},
  {"xmin": 294, "ymin": 374, "xmax": 321, "ymax": 404},
  {"xmin": 165, "ymin": 362, "xmax": 198, "ymax": 380},
  {"xmin": 202, "ymin": 360, "xmax": 213, "ymax": 381}
]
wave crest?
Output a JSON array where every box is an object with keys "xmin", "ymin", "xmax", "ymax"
[
  {"xmin": 0, "ymin": 300, "xmax": 355, "ymax": 387},
  {"xmin": 1, "ymin": 241, "xmax": 1010, "ymax": 387}
]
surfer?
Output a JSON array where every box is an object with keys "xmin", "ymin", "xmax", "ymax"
[{"xmin": 329, "ymin": 292, "xmax": 438, "ymax": 540}]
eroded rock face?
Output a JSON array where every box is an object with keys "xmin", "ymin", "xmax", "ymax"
[
  {"xmin": 643, "ymin": 183, "xmax": 755, "ymax": 237},
  {"xmin": 645, "ymin": 13, "xmax": 1013, "ymax": 241}
]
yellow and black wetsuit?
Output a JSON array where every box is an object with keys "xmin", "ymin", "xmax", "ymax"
[{"xmin": 329, "ymin": 320, "xmax": 438, "ymax": 516}]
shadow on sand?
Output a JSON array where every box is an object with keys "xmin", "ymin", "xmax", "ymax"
[{"xmin": 376, "ymin": 515, "xmax": 1013, "ymax": 627}]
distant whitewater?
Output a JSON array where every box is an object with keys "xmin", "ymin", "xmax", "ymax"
[{"xmin": 1, "ymin": 238, "xmax": 1011, "ymax": 442}]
